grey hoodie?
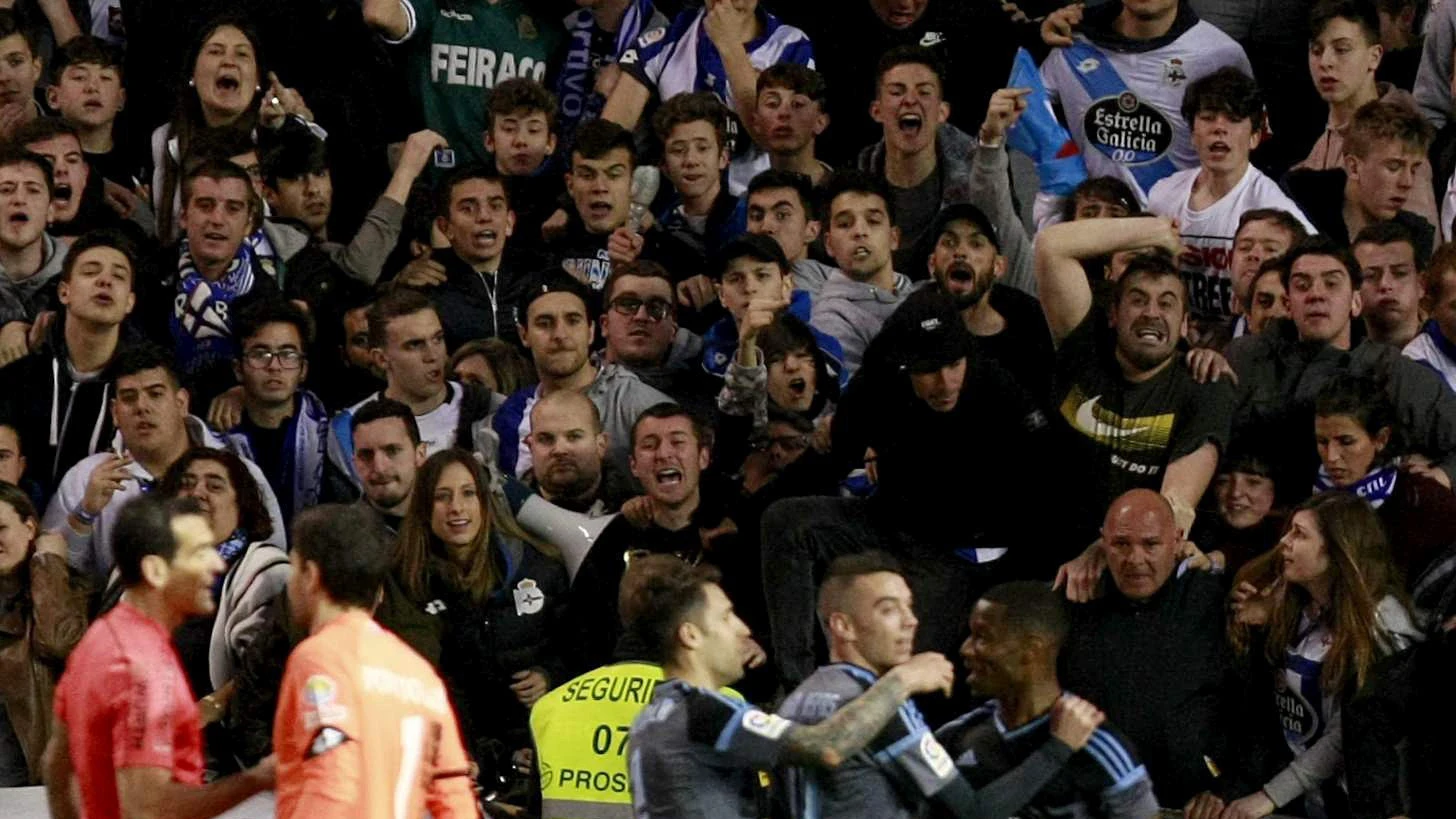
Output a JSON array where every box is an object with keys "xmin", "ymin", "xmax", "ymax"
[
  {"xmin": 810, "ymin": 270, "xmax": 918, "ymax": 377},
  {"xmin": 792, "ymin": 258, "xmax": 836, "ymax": 296},
  {"xmin": 0, "ymin": 233, "xmax": 68, "ymax": 327},
  {"xmin": 1416, "ymin": 0, "xmax": 1456, "ymax": 128}
]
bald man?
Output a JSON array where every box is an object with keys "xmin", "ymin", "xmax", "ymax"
[
  {"xmin": 526, "ymin": 390, "xmax": 614, "ymax": 514},
  {"xmin": 1057, "ymin": 490, "xmax": 1245, "ymax": 809}
]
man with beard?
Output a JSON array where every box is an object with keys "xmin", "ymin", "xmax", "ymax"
[
  {"xmin": 1035, "ymin": 216, "xmax": 1234, "ymax": 555},
  {"xmin": 525, "ymin": 390, "xmax": 616, "ymax": 514},
  {"xmin": 599, "ymin": 259, "xmax": 715, "ymax": 416},
  {"xmin": 562, "ymin": 404, "xmax": 741, "ymax": 674},
  {"xmin": 927, "ymin": 203, "xmax": 1054, "ymax": 405},
  {"xmin": 1354, "ymin": 219, "xmax": 1426, "ymax": 348},
  {"xmin": 493, "ymin": 270, "xmax": 672, "ymax": 493}
]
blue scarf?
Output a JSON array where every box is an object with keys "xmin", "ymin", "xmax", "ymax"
[
  {"xmin": 212, "ymin": 528, "xmax": 250, "ymax": 597},
  {"xmin": 555, "ymin": 0, "xmax": 658, "ymax": 148},
  {"xmin": 1313, "ymin": 462, "xmax": 1399, "ymax": 509},
  {"xmin": 170, "ymin": 235, "xmax": 260, "ymax": 378}
]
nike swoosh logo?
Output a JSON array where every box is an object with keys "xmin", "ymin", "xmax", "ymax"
[{"xmin": 1075, "ymin": 395, "xmax": 1150, "ymax": 439}]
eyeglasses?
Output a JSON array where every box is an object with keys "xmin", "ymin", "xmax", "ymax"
[
  {"xmin": 609, "ymin": 296, "xmax": 672, "ymax": 321},
  {"xmin": 624, "ymin": 548, "xmax": 702, "ymax": 567},
  {"xmin": 242, "ymin": 348, "xmax": 305, "ymax": 369}
]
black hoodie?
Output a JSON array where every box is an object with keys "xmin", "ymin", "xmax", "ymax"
[{"xmin": 0, "ymin": 315, "xmax": 139, "ymax": 494}]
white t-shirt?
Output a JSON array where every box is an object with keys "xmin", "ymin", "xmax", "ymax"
[
  {"xmin": 1147, "ymin": 164, "xmax": 1316, "ymax": 320},
  {"xmin": 1040, "ymin": 22, "xmax": 1252, "ymax": 200}
]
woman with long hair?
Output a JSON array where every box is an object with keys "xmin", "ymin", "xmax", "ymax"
[
  {"xmin": 150, "ymin": 15, "xmax": 314, "ymax": 240},
  {"xmin": 0, "ymin": 481, "xmax": 87, "ymax": 786},
  {"xmin": 1223, "ymin": 492, "xmax": 1420, "ymax": 819},
  {"xmin": 157, "ymin": 448, "xmax": 288, "ymax": 704},
  {"xmin": 384, "ymin": 448, "xmax": 569, "ymax": 803},
  {"xmin": 1313, "ymin": 374, "xmax": 1456, "ymax": 626}
]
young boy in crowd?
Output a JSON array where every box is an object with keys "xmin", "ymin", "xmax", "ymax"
[
  {"xmin": 0, "ymin": 13, "xmax": 44, "ymax": 141},
  {"xmin": 1146, "ymin": 67, "xmax": 1313, "ymax": 342},
  {"xmin": 485, "ymin": 78, "xmax": 566, "ymax": 254},
  {"xmin": 745, "ymin": 169, "xmax": 833, "ymax": 295},
  {"xmin": 753, "ymin": 63, "xmax": 832, "ymax": 187},
  {"xmin": 701, "ymin": 233, "xmax": 843, "ymax": 385},
  {"xmin": 1404, "ymin": 241, "xmax": 1456, "ymax": 391},
  {"xmin": 0, "ymin": 148, "xmax": 66, "ymax": 367},
  {"xmin": 46, "ymin": 35, "xmax": 141, "ymax": 192},
  {"xmin": 653, "ymin": 92, "xmax": 742, "ymax": 280}
]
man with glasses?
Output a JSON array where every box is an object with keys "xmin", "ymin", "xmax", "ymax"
[
  {"xmin": 222, "ymin": 299, "xmax": 330, "ymax": 523},
  {"xmin": 600, "ymin": 260, "xmax": 719, "ymax": 416}
]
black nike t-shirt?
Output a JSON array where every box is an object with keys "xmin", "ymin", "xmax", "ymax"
[{"xmin": 1052, "ymin": 313, "xmax": 1233, "ymax": 545}]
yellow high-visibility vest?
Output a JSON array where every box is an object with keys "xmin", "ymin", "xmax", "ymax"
[{"xmin": 531, "ymin": 662, "xmax": 740, "ymax": 819}]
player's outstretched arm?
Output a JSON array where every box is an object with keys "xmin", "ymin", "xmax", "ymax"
[
  {"xmin": 42, "ymin": 718, "xmax": 78, "ymax": 819},
  {"xmin": 780, "ymin": 652, "xmax": 953, "ymax": 768},
  {"xmin": 116, "ymin": 758, "xmax": 274, "ymax": 819}
]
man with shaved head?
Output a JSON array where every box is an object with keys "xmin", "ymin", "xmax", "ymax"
[
  {"xmin": 1058, "ymin": 489, "xmax": 1242, "ymax": 809},
  {"xmin": 526, "ymin": 389, "xmax": 615, "ymax": 513}
]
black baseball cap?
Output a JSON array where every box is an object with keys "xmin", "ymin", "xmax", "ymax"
[
  {"xmin": 713, "ymin": 233, "xmax": 791, "ymax": 281},
  {"xmin": 928, "ymin": 203, "xmax": 999, "ymax": 253},
  {"xmin": 516, "ymin": 269, "xmax": 600, "ymax": 324},
  {"xmin": 881, "ymin": 287, "xmax": 973, "ymax": 374}
]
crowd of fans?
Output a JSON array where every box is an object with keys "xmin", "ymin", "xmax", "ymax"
[{"xmin": 0, "ymin": 0, "xmax": 1454, "ymax": 817}]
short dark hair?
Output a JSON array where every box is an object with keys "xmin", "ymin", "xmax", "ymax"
[
  {"xmin": 12, "ymin": 118, "xmax": 82, "ymax": 152},
  {"xmin": 652, "ymin": 91, "xmax": 729, "ymax": 148},
  {"xmin": 874, "ymin": 45, "xmax": 946, "ymax": 94},
  {"xmin": 621, "ymin": 554, "xmax": 723, "ymax": 664},
  {"xmin": 180, "ymin": 158, "xmax": 254, "ymax": 206},
  {"xmin": 630, "ymin": 402, "xmax": 711, "ymax": 451},
  {"xmin": 488, "ymin": 77, "xmax": 559, "ymax": 133},
  {"xmin": 1283, "ymin": 234, "xmax": 1365, "ymax": 289},
  {"xmin": 747, "ymin": 169, "xmax": 818, "ymax": 221},
  {"xmin": 1353, "ymin": 219, "xmax": 1429, "ymax": 269},
  {"xmin": 0, "ymin": 147, "xmax": 53, "ymax": 197},
  {"xmin": 366, "ymin": 288, "xmax": 437, "ymax": 349},
  {"xmin": 1180, "ymin": 67, "xmax": 1264, "ymax": 131},
  {"xmin": 60, "ymin": 228, "xmax": 139, "ymax": 286},
  {"xmin": 758, "ymin": 313, "xmax": 819, "ymax": 366},
  {"xmin": 572, "ymin": 118, "xmax": 636, "ymax": 166},
  {"xmin": 817, "ymin": 551, "xmax": 903, "ymax": 632},
  {"xmin": 233, "ymin": 298, "xmax": 315, "ymax": 351},
  {"xmin": 978, "ymin": 581, "xmax": 1070, "ymax": 647},
  {"xmin": 112, "ymin": 495, "xmax": 205, "ymax": 587},
  {"xmin": 822, "ymin": 169, "xmax": 897, "ymax": 227},
  {"xmin": 53, "ymin": 34, "xmax": 123, "ymax": 83},
  {"xmin": 1315, "ymin": 373, "xmax": 1397, "ymax": 441},
  {"xmin": 1309, "ymin": 0, "xmax": 1381, "ymax": 43},
  {"xmin": 260, "ymin": 132, "xmax": 328, "ymax": 190},
  {"xmin": 0, "ymin": 10, "xmax": 38, "ymax": 60},
  {"xmin": 0, "ymin": 480, "xmax": 35, "ymax": 524},
  {"xmin": 350, "ymin": 397, "xmax": 421, "ymax": 446},
  {"xmin": 158, "ymin": 448, "xmax": 274, "ymax": 542},
  {"xmin": 292, "ymin": 504, "xmax": 396, "ymax": 609},
  {"xmin": 1113, "ymin": 250, "xmax": 1188, "ymax": 313},
  {"xmin": 113, "ymin": 343, "xmax": 180, "ymax": 387},
  {"xmin": 1063, "ymin": 176, "xmax": 1139, "ymax": 221},
  {"xmin": 603, "ymin": 259, "xmax": 675, "ymax": 304},
  {"xmin": 1236, "ymin": 209, "xmax": 1309, "ymax": 244},
  {"xmin": 1346, "ymin": 100, "xmax": 1434, "ymax": 159},
  {"xmin": 433, "ymin": 165, "xmax": 509, "ymax": 221},
  {"xmin": 757, "ymin": 63, "xmax": 828, "ymax": 107}
]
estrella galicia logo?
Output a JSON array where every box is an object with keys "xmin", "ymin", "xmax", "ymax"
[{"xmin": 1082, "ymin": 93, "xmax": 1173, "ymax": 165}]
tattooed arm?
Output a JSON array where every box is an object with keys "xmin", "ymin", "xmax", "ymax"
[{"xmin": 779, "ymin": 652, "xmax": 954, "ymax": 768}]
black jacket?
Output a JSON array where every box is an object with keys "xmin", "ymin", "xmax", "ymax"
[
  {"xmin": 0, "ymin": 317, "xmax": 138, "ymax": 494},
  {"xmin": 425, "ymin": 246, "xmax": 540, "ymax": 350},
  {"xmin": 1059, "ymin": 571, "xmax": 1245, "ymax": 807}
]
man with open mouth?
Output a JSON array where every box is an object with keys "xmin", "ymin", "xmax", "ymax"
[
  {"xmin": 0, "ymin": 149, "xmax": 66, "ymax": 370},
  {"xmin": 1146, "ymin": 68, "xmax": 1314, "ymax": 344}
]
